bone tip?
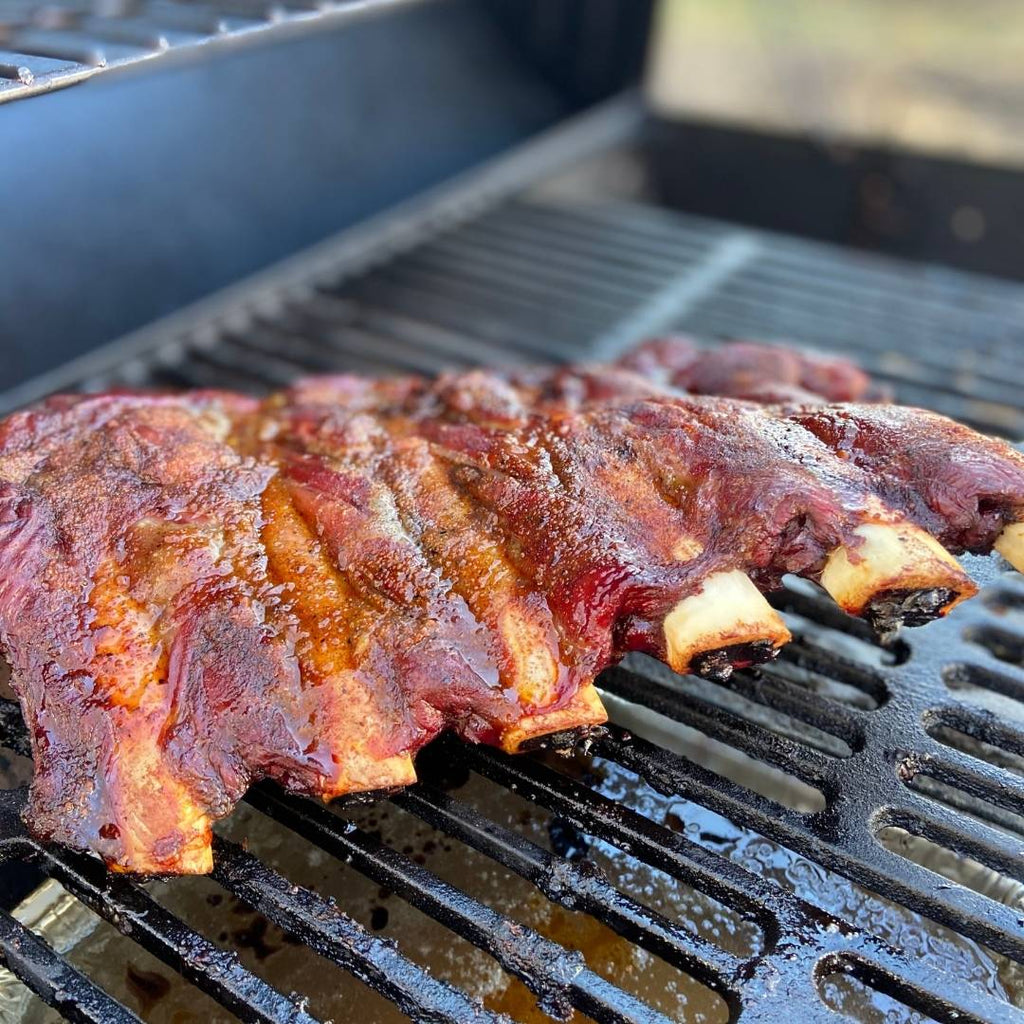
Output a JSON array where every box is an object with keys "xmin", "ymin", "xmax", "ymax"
[
  {"xmin": 663, "ymin": 569, "xmax": 791, "ymax": 679},
  {"xmin": 821, "ymin": 521, "xmax": 975, "ymax": 630},
  {"xmin": 323, "ymin": 752, "xmax": 419, "ymax": 800},
  {"xmin": 499, "ymin": 683, "xmax": 607, "ymax": 753},
  {"xmin": 689, "ymin": 638, "xmax": 785, "ymax": 681},
  {"xmin": 995, "ymin": 523, "xmax": 1024, "ymax": 574}
]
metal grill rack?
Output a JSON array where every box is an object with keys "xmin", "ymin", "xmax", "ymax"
[
  {"xmin": 3, "ymin": 186, "xmax": 1024, "ymax": 1022},
  {"xmin": 0, "ymin": 0, "xmax": 420, "ymax": 103},
  {"xmin": 12, "ymin": 192, "xmax": 1020, "ymax": 436}
]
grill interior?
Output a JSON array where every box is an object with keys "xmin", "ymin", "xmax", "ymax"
[{"xmin": 3, "ymin": 164, "xmax": 1024, "ymax": 1023}]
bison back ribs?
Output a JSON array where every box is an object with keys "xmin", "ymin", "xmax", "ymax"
[{"xmin": 0, "ymin": 341, "xmax": 1021, "ymax": 872}]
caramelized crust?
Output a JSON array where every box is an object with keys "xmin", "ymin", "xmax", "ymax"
[{"xmin": 0, "ymin": 342, "xmax": 1020, "ymax": 872}]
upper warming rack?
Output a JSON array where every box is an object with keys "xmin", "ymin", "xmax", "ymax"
[{"xmin": 0, "ymin": 0, "xmax": 418, "ymax": 103}]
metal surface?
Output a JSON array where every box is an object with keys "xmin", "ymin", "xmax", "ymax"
[
  {"xmin": 13, "ymin": 191, "xmax": 1023, "ymax": 437},
  {"xmin": 3, "ymin": 188, "xmax": 1024, "ymax": 1021},
  {"xmin": 0, "ymin": 0, "xmax": 424, "ymax": 103}
]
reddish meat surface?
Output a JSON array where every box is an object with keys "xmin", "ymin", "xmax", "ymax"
[
  {"xmin": 786, "ymin": 404, "xmax": 1024, "ymax": 553},
  {"xmin": 0, "ymin": 340, "xmax": 1021, "ymax": 873},
  {"xmin": 620, "ymin": 336, "xmax": 883, "ymax": 403}
]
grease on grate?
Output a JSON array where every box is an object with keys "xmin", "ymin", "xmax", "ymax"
[
  {"xmin": 7, "ymin": 631, "xmax": 1024, "ymax": 1022},
  {"xmin": 604, "ymin": 762, "xmax": 1024, "ymax": 1019},
  {"xmin": 10, "ymin": 743, "xmax": 1024, "ymax": 1023},
  {"xmin": 13, "ymin": 779, "xmax": 732, "ymax": 1023}
]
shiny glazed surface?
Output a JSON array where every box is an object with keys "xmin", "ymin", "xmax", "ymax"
[{"xmin": 0, "ymin": 341, "xmax": 1022, "ymax": 873}]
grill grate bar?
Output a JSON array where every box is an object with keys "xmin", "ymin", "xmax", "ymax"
[
  {"xmin": 915, "ymin": 739, "xmax": 1024, "ymax": 818},
  {"xmin": 574, "ymin": 197, "xmax": 1024, "ymax": 309},
  {"xmin": 950, "ymin": 659, "xmax": 1024, "ymax": 707},
  {"xmin": 335, "ymin": 272, "xmax": 608, "ymax": 356},
  {"xmin": 703, "ymin": 264, "xmax": 1024, "ymax": 363},
  {"xmin": 265, "ymin": 305, "xmax": 428, "ymax": 376},
  {"xmin": 209, "ymin": 834, "xmax": 503, "ymax": 1023},
  {"xmin": 348, "ymin": 263, "xmax": 614, "ymax": 338},
  {"xmin": 451, "ymin": 741, "xmax": 784, "ymax": 932},
  {"xmin": 245, "ymin": 783, "xmax": 675, "ymax": 1024},
  {"xmin": 602, "ymin": 728, "xmax": 1024, "ymax": 965},
  {"xmin": 303, "ymin": 286, "xmax": 589, "ymax": 366},
  {"xmin": 391, "ymin": 785, "xmax": 743, "ymax": 991},
  {"xmin": 390, "ymin": 244, "xmax": 638, "ymax": 322},
  {"xmin": 768, "ymin": 588, "xmax": 884, "ymax": 647},
  {"xmin": 934, "ymin": 700, "xmax": 1024, "ymax": 759},
  {"xmin": 509, "ymin": 200, "xmax": 732, "ymax": 255},
  {"xmin": 450, "ymin": 223, "xmax": 712, "ymax": 298},
  {"xmin": 879, "ymin": 801, "xmax": 1024, "ymax": 882},
  {"xmin": 907, "ymin": 772, "xmax": 1024, "ymax": 840},
  {"xmin": 217, "ymin": 325, "xmax": 352, "ymax": 375},
  {"xmin": 451, "ymin": 742, "xmax": 1024, "ymax": 1024},
  {"xmin": 21, "ymin": 834, "xmax": 321, "ymax": 1022},
  {"xmin": 0, "ymin": 907, "xmax": 142, "ymax": 1024},
  {"xmin": 282, "ymin": 301, "xmax": 481, "ymax": 375},
  {"xmin": 141, "ymin": 350, "xmax": 258, "ymax": 392},
  {"xmin": 418, "ymin": 234, "xmax": 675, "ymax": 307},
  {"xmin": 709, "ymin": 665, "xmax": 868, "ymax": 747},
  {"xmin": 236, "ymin": 319, "xmax": 390, "ymax": 373},
  {"xmin": 598, "ymin": 666, "xmax": 837, "ymax": 790},
  {"xmin": 728, "ymin": 244, "xmax": 1024, "ymax": 327},
  {"xmin": 475, "ymin": 202, "xmax": 723, "ymax": 269},
  {"xmin": 0, "ymin": 784, "xmax": 319, "ymax": 1023},
  {"xmin": 186, "ymin": 342, "xmax": 300, "ymax": 390},
  {"xmin": 202, "ymin": 336, "xmax": 326, "ymax": 388},
  {"xmin": 137, "ymin": 364, "xmax": 201, "ymax": 391},
  {"xmin": 335, "ymin": 303, "xmax": 535, "ymax": 368},
  {"xmin": 774, "ymin": 645, "xmax": 889, "ymax": 704},
  {"xmin": 468, "ymin": 196, "xmax": 1024, "ymax": 350}
]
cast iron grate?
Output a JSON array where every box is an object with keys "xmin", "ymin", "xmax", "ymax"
[
  {"xmin": 3, "ymin": 191, "xmax": 1024, "ymax": 1022},
  {"xmin": 35, "ymin": 192, "xmax": 1023, "ymax": 437}
]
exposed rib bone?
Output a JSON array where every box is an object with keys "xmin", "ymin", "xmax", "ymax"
[
  {"xmin": 663, "ymin": 570, "xmax": 791, "ymax": 680},
  {"xmin": 995, "ymin": 523, "xmax": 1024, "ymax": 573},
  {"xmin": 498, "ymin": 604, "xmax": 561, "ymax": 708},
  {"xmin": 499, "ymin": 683, "xmax": 607, "ymax": 753},
  {"xmin": 820, "ymin": 521, "xmax": 976, "ymax": 633}
]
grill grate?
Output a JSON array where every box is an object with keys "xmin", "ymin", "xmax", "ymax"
[
  {"xmin": 39, "ymin": 193, "xmax": 1024, "ymax": 437},
  {"xmin": 0, "ymin": 0, "xmax": 423, "ymax": 103},
  {"xmin": 4, "ymin": 189, "xmax": 1024, "ymax": 1022}
]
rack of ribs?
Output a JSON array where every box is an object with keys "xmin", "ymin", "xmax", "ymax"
[{"xmin": 0, "ymin": 338, "xmax": 1021, "ymax": 873}]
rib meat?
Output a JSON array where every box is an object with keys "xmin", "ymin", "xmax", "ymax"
[
  {"xmin": 0, "ymin": 341, "xmax": 1021, "ymax": 873},
  {"xmin": 618, "ymin": 335, "xmax": 887, "ymax": 403}
]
